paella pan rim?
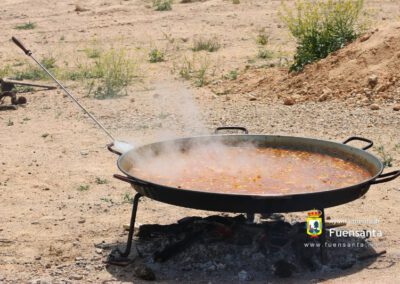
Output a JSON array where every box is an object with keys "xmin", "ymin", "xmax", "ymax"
[{"xmin": 115, "ymin": 134, "xmax": 384, "ymax": 199}]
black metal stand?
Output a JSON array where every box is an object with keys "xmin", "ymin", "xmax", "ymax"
[
  {"xmin": 319, "ymin": 208, "xmax": 327, "ymax": 264},
  {"xmin": 107, "ymin": 193, "xmax": 142, "ymax": 265}
]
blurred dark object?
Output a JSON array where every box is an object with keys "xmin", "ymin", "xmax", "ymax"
[{"xmin": 0, "ymin": 77, "xmax": 56, "ymax": 110}]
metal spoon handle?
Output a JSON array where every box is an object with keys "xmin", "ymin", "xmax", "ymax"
[{"xmin": 11, "ymin": 36, "xmax": 115, "ymax": 141}]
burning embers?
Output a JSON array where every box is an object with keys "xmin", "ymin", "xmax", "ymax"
[{"xmin": 119, "ymin": 214, "xmax": 382, "ymax": 281}]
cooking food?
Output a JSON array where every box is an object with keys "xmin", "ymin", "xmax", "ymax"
[{"xmin": 128, "ymin": 143, "xmax": 372, "ymax": 195}]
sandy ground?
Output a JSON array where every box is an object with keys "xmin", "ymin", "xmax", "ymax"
[{"xmin": 1, "ymin": 0, "xmax": 400, "ymax": 283}]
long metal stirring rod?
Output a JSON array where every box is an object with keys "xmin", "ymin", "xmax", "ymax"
[{"xmin": 11, "ymin": 36, "xmax": 115, "ymax": 141}]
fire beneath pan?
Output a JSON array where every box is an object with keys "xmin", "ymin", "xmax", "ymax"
[{"xmin": 118, "ymin": 214, "xmax": 383, "ymax": 281}]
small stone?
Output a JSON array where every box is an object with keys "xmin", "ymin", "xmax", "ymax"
[
  {"xmin": 359, "ymin": 34, "xmax": 371, "ymax": 42},
  {"xmin": 92, "ymin": 256, "xmax": 101, "ymax": 261},
  {"xmin": 367, "ymin": 75, "xmax": 378, "ymax": 88},
  {"xmin": 393, "ymin": 104, "xmax": 400, "ymax": 111},
  {"xmin": 318, "ymin": 93, "xmax": 329, "ymax": 102},
  {"xmin": 323, "ymin": 87, "xmax": 332, "ymax": 95},
  {"xmin": 283, "ymin": 98, "xmax": 295, "ymax": 106},
  {"xmin": 238, "ymin": 270, "xmax": 253, "ymax": 281},
  {"xmin": 380, "ymin": 93, "xmax": 392, "ymax": 99},
  {"xmin": 69, "ymin": 275, "xmax": 83, "ymax": 280},
  {"xmin": 75, "ymin": 256, "xmax": 83, "ymax": 261},
  {"xmin": 292, "ymin": 94, "xmax": 302, "ymax": 100},
  {"xmin": 370, "ymin": 104, "xmax": 380, "ymax": 110},
  {"xmin": 361, "ymin": 97, "xmax": 370, "ymax": 103},
  {"xmin": 75, "ymin": 5, "xmax": 89, "ymax": 12},
  {"xmin": 95, "ymin": 248, "xmax": 103, "ymax": 254},
  {"xmin": 248, "ymin": 94, "xmax": 257, "ymax": 101},
  {"xmin": 134, "ymin": 265, "xmax": 156, "ymax": 281},
  {"xmin": 35, "ymin": 256, "xmax": 41, "ymax": 260},
  {"xmin": 78, "ymin": 218, "xmax": 86, "ymax": 224},
  {"xmin": 45, "ymin": 263, "xmax": 51, "ymax": 269},
  {"xmin": 206, "ymin": 264, "xmax": 216, "ymax": 271},
  {"xmin": 80, "ymin": 150, "xmax": 89, "ymax": 156},
  {"xmin": 216, "ymin": 263, "xmax": 226, "ymax": 270},
  {"xmin": 376, "ymin": 84, "xmax": 388, "ymax": 92},
  {"xmin": 364, "ymin": 88, "xmax": 373, "ymax": 97}
]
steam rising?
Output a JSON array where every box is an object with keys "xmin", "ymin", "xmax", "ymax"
[
  {"xmin": 115, "ymin": 82, "xmax": 370, "ymax": 194},
  {"xmin": 151, "ymin": 81, "xmax": 208, "ymax": 140}
]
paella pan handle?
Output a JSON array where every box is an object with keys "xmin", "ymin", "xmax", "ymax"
[
  {"xmin": 114, "ymin": 174, "xmax": 148, "ymax": 186},
  {"xmin": 342, "ymin": 136, "xmax": 373, "ymax": 150},
  {"xmin": 371, "ymin": 170, "xmax": 400, "ymax": 184},
  {"xmin": 107, "ymin": 142, "xmax": 122, "ymax": 156},
  {"xmin": 214, "ymin": 126, "xmax": 249, "ymax": 134}
]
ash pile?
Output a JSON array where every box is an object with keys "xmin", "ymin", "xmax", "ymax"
[{"xmin": 125, "ymin": 214, "xmax": 380, "ymax": 281}]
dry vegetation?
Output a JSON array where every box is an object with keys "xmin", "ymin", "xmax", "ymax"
[{"xmin": 280, "ymin": 0, "xmax": 365, "ymax": 71}]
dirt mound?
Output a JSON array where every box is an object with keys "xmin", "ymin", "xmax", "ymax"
[{"xmin": 212, "ymin": 24, "xmax": 400, "ymax": 107}]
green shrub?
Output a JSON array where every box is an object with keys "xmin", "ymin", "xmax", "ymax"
[
  {"xmin": 0, "ymin": 65, "xmax": 12, "ymax": 78},
  {"xmin": 95, "ymin": 177, "xmax": 108, "ymax": 184},
  {"xmin": 192, "ymin": 37, "xmax": 221, "ymax": 52},
  {"xmin": 89, "ymin": 49, "xmax": 136, "ymax": 99},
  {"xmin": 15, "ymin": 22, "xmax": 36, "ymax": 30},
  {"xmin": 123, "ymin": 192, "xmax": 134, "ymax": 203},
  {"xmin": 225, "ymin": 70, "xmax": 239, "ymax": 80},
  {"xmin": 256, "ymin": 32, "xmax": 269, "ymax": 45},
  {"xmin": 178, "ymin": 57, "xmax": 193, "ymax": 80},
  {"xmin": 41, "ymin": 57, "xmax": 56, "ymax": 69},
  {"xmin": 14, "ymin": 67, "xmax": 44, "ymax": 80},
  {"xmin": 14, "ymin": 56, "xmax": 57, "ymax": 80},
  {"xmin": 195, "ymin": 64, "xmax": 208, "ymax": 87},
  {"xmin": 257, "ymin": 48, "xmax": 273, "ymax": 59},
  {"xmin": 84, "ymin": 48, "xmax": 102, "ymax": 59},
  {"xmin": 77, "ymin": 185, "xmax": 90, "ymax": 191},
  {"xmin": 280, "ymin": 0, "xmax": 364, "ymax": 72},
  {"xmin": 16, "ymin": 86, "xmax": 34, "ymax": 92},
  {"xmin": 177, "ymin": 55, "xmax": 211, "ymax": 87},
  {"xmin": 153, "ymin": 0, "xmax": 172, "ymax": 11},
  {"xmin": 376, "ymin": 146, "xmax": 393, "ymax": 167},
  {"xmin": 149, "ymin": 48, "xmax": 165, "ymax": 63}
]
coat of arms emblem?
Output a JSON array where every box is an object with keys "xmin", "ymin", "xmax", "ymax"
[{"xmin": 306, "ymin": 209, "xmax": 323, "ymax": 238}]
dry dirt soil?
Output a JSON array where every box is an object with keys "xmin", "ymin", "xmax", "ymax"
[{"xmin": 1, "ymin": 0, "xmax": 400, "ymax": 283}]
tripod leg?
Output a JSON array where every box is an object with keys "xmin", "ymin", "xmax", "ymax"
[{"xmin": 107, "ymin": 193, "xmax": 142, "ymax": 266}]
